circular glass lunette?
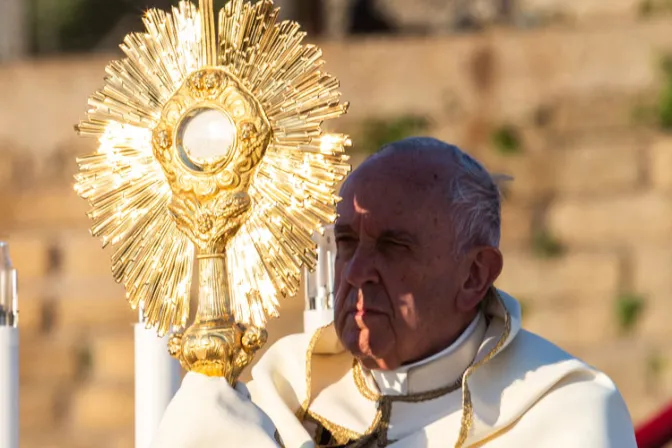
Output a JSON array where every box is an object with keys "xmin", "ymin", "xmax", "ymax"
[{"xmin": 176, "ymin": 107, "xmax": 237, "ymax": 172}]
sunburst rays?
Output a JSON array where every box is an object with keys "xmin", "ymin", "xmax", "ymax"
[{"xmin": 75, "ymin": 0, "xmax": 350, "ymax": 335}]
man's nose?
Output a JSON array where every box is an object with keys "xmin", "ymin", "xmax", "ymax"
[{"xmin": 345, "ymin": 246, "xmax": 379, "ymax": 287}]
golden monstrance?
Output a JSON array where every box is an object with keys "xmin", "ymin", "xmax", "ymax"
[{"xmin": 74, "ymin": 0, "xmax": 350, "ymax": 383}]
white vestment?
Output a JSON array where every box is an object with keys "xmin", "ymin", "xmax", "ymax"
[{"xmin": 151, "ymin": 289, "xmax": 637, "ymax": 447}]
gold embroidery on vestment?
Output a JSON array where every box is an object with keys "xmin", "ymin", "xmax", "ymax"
[
  {"xmin": 297, "ymin": 288, "xmax": 514, "ymax": 448},
  {"xmin": 454, "ymin": 288, "xmax": 512, "ymax": 448},
  {"xmin": 353, "ymin": 357, "xmax": 464, "ymax": 446}
]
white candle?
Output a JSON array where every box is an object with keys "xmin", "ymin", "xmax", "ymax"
[
  {"xmin": 303, "ymin": 227, "xmax": 335, "ymax": 333},
  {"xmin": 0, "ymin": 241, "xmax": 18, "ymax": 448},
  {"xmin": 0, "ymin": 327, "xmax": 18, "ymax": 448},
  {"xmin": 134, "ymin": 319, "xmax": 182, "ymax": 448}
]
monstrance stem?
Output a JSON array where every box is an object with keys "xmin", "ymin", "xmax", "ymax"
[{"xmin": 196, "ymin": 254, "xmax": 232, "ymax": 322}]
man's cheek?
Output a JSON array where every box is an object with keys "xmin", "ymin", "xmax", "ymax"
[
  {"xmin": 340, "ymin": 317, "xmax": 362, "ymax": 351},
  {"xmin": 361, "ymin": 315, "xmax": 395, "ymax": 355},
  {"xmin": 333, "ymin": 261, "xmax": 343, "ymax": 293}
]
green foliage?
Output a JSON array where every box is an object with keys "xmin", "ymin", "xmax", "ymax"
[
  {"xmin": 640, "ymin": 0, "xmax": 656, "ymax": 15},
  {"xmin": 631, "ymin": 103, "xmax": 657, "ymax": 124},
  {"xmin": 75, "ymin": 344, "xmax": 93, "ymax": 379},
  {"xmin": 647, "ymin": 352, "xmax": 667, "ymax": 377},
  {"xmin": 630, "ymin": 54, "xmax": 672, "ymax": 129},
  {"xmin": 645, "ymin": 351, "xmax": 667, "ymax": 393},
  {"xmin": 639, "ymin": 0, "xmax": 672, "ymax": 17},
  {"xmin": 615, "ymin": 293, "xmax": 646, "ymax": 334},
  {"xmin": 531, "ymin": 229, "xmax": 565, "ymax": 259},
  {"xmin": 358, "ymin": 116, "xmax": 430, "ymax": 154},
  {"xmin": 491, "ymin": 124, "xmax": 522, "ymax": 155},
  {"xmin": 657, "ymin": 55, "xmax": 672, "ymax": 130}
]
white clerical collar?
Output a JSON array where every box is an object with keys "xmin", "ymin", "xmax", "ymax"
[{"xmin": 368, "ymin": 312, "xmax": 487, "ymax": 396}]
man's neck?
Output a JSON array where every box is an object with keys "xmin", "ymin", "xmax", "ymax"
[
  {"xmin": 403, "ymin": 309, "xmax": 481, "ymax": 367},
  {"xmin": 367, "ymin": 312, "xmax": 486, "ymax": 396}
]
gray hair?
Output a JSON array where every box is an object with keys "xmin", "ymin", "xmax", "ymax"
[
  {"xmin": 449, "ymin": 148, "xmax": 508, "ymax": 256},
  {"xmin": 379, "ymin": 137, "xmax": 508, "ymax": 257}
]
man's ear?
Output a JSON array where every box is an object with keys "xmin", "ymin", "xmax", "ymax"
[{"xmin": 456, "ymin": 247, "xmax": 503, "ymax": 312}]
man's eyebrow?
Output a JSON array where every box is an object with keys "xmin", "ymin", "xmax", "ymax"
[{"xmin": 379, "ymin": 229, "xmax": 418, "ymax": 245}]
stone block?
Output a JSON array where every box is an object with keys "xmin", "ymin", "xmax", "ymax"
[
  {"xmin": 554, "ymin": 138, "xmax": 642, "ymax": 195},
  {"xmin": 39, "ymin": 431, "xmax": 117, "ymax": 448},
  {"xmin": 3, "ymin": 234, "xmax": 51, "ymax": 279},
  {"xmin": 0, "ymin": 155, "xmax": 12, "ymax": 190},
  {"xmin": 522, "ymin": 299, "xmax": 618, "ymax": 347},
  {"xmin": 520, "ymin": 0, "xmax": 642, "ymax": 22},
  {"xmin": 55, "ymin": 293, "xmax": 135, "ymax": 332},
  {"xmin": 91, "ymin": 334, "xmax": 135, "ymax": 383},
  {"xmin": 18, "ymin": 296, "xmax": 47, "ymax": 335},
  {"xmin": 109, "ymin": 433, "xmax": 134, "ymax": 448},
  {"xmin": 482, "ymin": 153, "xmax": 556, "ymax": 203},
  {"xmin": 70, "ymin": 384, "xmax": 134, "ymax": 431},
  {"xmin": 547, "ymin": 193, "xmax": 672, "ymax": 248},
  {"xmin": 650, "ymin": 137, "xmax": 672, "ymax": 191},
  {"xmin": 20, "ymin": 337, "xmax": 79, "ymax": 384},
  {"xmin": 497, "ymin": 251, "xmax": 621, "ymax": 304},
  {"xmin": 11, "ymin": 188, "xmax": 89, "ymax": 231},
  {"xmin": 500, "ymin": 203, "xmax": 534, "ymax": 249},
  {"xmin": 51, "ymin": 276, "xmax": 132, "ymax": 332},
  {"xmin": 632, "ymin": 247, "xmax": 672, "ymax": 301},
  {"xmin": 60, "ymin": 235, "xmax": 112, "ymax": 278},
  {"xmin": 0, "ymin": 193, "xmax": 17, "ymax": 230},
  {"xmin": 20, "ymin": 431, "xmax": 74, "ymax": 448},
  {"xmin": 549, "ymin": 93, "xmax": 644, "ymax": 134},
  {"xmin": 20, "ymin": 384, "xmax": 59, "ymax": 430},
  {"xmin": 637, "ymin": 299, "xmax": 672, "ymax": 343}
]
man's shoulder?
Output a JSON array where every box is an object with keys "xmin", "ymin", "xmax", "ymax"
[
  {"xmin": 510, "ymin": 353, "xmax": 636, "ymax": 446},
  {"xmin": 503, "ymin": 328, "xmax": 625, "ymax": 396},
  {"xmin": 505, "ymin": 328, "xmax": 589, "ymax": 369},
  {"xmin": 466, "ymin": 328, "xmax": 636, "ymax": 446},
  {"xmin": 511, "ymin": 330, "xmax": 632, "ymax": 424},
  {"xmin": 253, "ymin": 324, "xmax": 346, "ymax": 378},
  {"xmin": 511, "ymin": 330, "xmax": 624, "ymax": 405},
  {"xmin": 257, "ymin": 332, "xmax": 313, "ymax": 369}
]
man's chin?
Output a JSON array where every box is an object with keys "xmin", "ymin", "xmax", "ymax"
[
  {"xmin": 340, "ymin": 327, "xmax": 398, "ymax": 370},
  {"xmin": 357, "ymin": 354, "xmax": 399, "ymax": 371}
]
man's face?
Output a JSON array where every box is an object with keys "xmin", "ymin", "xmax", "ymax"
[{"xmin": 333, "ymin": 160, "xmax": 477, "ymax": 371}]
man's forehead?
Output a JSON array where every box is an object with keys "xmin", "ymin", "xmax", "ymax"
[{"xmin": 336, "ymin": 166, "xmax": 444, "ymax": 227}]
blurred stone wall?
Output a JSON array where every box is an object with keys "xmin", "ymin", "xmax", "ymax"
[{"xmin": 2, "ymin": 17, "xmax": 672, "ymax": 448}]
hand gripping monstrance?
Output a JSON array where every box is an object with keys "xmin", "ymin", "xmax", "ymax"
[{"xmin": 74, "ymin": 0, "xmax": 350, "ymax": 383}]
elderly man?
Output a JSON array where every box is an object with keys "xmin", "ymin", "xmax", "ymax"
[{"xmin": 152, "ymin": 137, "xmax": 636, "ymax": 447}]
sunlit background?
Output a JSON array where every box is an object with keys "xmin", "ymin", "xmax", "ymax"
[{"xmin": 1, "ymin": 0, "xmax": 672, "ymax": 447}]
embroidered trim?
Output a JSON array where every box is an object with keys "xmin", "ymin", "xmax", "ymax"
[
  {"xmin": 454, "ymin": 288, "xmax": 512, "ymax": 448},
  {"xmin": 297, "ymin": 324, "xmax": 372, "ymax": 445},
  {"xmin": 304, "ymin": 409, "xmax": 366, "ymax": 445},
  {"xmin": 296, "ymin": 325, "xmax": 329, "ymax": 422},
  {"xmin": 296, "ymin": 287, "xmax": 514, "ymax": 448},
  {"xmin": 273, "ymin": 429, "xmax": 286, "ymax": 447},
  {"xmin": 353, "ymin": 357, "xmax": 465, "ymax": 446}
]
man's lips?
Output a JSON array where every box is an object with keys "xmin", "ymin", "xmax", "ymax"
[{"xmin": 349, "ymin": 308, "xmax": 386, "ymax": 318}]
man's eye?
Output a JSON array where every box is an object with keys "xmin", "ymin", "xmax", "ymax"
[
  {"xmin": 336, "ymin": 236, "xmax": 357, "ymax": 245},
  {"xmin": 378, "ymin": 239, "xmax": 408, "ymax": 251}
]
